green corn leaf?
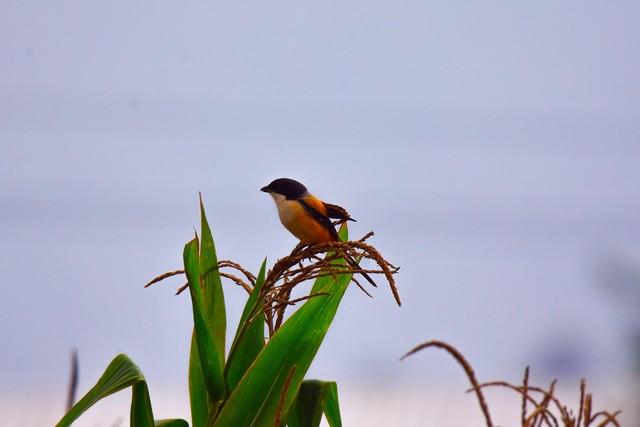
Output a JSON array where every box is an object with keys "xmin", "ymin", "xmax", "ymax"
[
  {"xmin": 189, "ymin": 329, "xmax": 209, "ymax": 427},
  {"xmin": 213, "ymin": 226, "xmax": 351, "ymax": 427},
  {"xmin": 155, "ymin": 420, "xmax": 190, "ymax": 427},
  {"xmin": 131, "ymin": 381, "xmax": 155, "ymax": 427},
  {"xmin": 56, "ymin": 354, "xmax": 184, "ymax": 427},
  {"xmin": 287, "ymin": 380, "xmax": 342, "ymax": 427},
  {"xmin": 198, "ymin": 195, "xmax": 226, "ymax": 379},
  {"xmin": 184, "ymin": 237, "xmax": 226, "ymax": 405},
  {"xmin": 321, "ymin": 381, "xmax": 341, "ymax": 427},
  {"xmin": 225, "ymin": 258, "xmax": 267, "ymax": 392}
]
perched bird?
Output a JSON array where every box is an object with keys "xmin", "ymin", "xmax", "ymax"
[
  {"xmin": 261, "ymin": 177, "xmax": 376, "ymax": 287},
  {"xmin": 260, "ymin": 178, "xmax": 354, "ymax": 244}
]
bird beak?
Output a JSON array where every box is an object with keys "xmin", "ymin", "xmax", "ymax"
[{"xmin": 260, "ymin": 186, "xmax": 270, "ymax": 193}]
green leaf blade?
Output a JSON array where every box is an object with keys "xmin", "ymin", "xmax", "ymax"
[
  {"xmin": 155, "ymin": 420, "xmax": 190, "ymax": 427},
  {"xmin": 288, "ymin": 380, "xmax": 342, "ymax": 427},
  {"xmin": 184, "ymin": 238, "xmax": 226, "ymax": 403},
  {"xmin": 131, "ymin": 381, "xmax": 155, "ymax": 427},
  {"xmin": 322, "ymin": 382, "xmax": 342, "ymax": 427},
  {"xmin": 287, "ymin": 380, "xmax": 324, "ymax": 427},
  {"xmin": 189, "ymin": 329, "xmax": 209, "ymax": 427},
  {"xmin": 56, "ymin": 354, "xmax": 153, "ymax": 427},
  {"xmin": 213, "ymin": 227, "xmax": 352, "ymax": 427},
  {"xmin": 199, "ymin": 195, "xmax": 227, "ymax": 367},
  {"xmin": 225, "ymin": 259, "xmax": 267, "ymax": 392}
]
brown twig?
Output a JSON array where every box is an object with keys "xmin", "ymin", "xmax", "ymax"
[
  {"xmin": 537, "ymin": 380, "xmax": 558, "ymax": 427},
  {"xmin": 218, "ymin": 260, "xmax": 257, "ymax": 286},
  {"xmin": 147, "ymin": 233, "xmax": 400, "ymax": 338},
  {"xmin": 176, "ymin": 282, "xmax": 189, "ymax": 295},
  {"xmin": 401, "ymin": 340, "xmax": 494, "ymax": 427},
  {"xmin": 471, "ymin": 378, "xmax": 621, "ymax": 427},
  {"xmin": 246, "ymin": 235, "xmax": 400, "ymax": 336},
  {"xmin": 399, "ymin": 340, "xmax": 619, "ymax": 427},
  {"xmin": 577, "ymin": 379, "xmax": 586, "ymax": 427},
  {"xmin": 145, "ymin": 260, "xmax": 257, "ymax": 294},
  {"xmin": 524, "ymin": 405, "xmax": 558, "ymax": 427},
  {"xmin": 590, "ymin": 410, "xmax": 621, "ymax": 427},
  {"xmin": 144, "ymin": 269, "xmax": 184, "ymax": 288},
  {"xmin": 65, "ymin": 349, "xmax": 79, "ymax": 412},
  {"xmin": 270, "ymin": 292, "xmax": 330, "ymax": 318},
  {"xmin": 264, "ymin": 238, "xmax": 400, "ymax": 303},
  {"xmin": 358, "ymin": 231, "xmax": 375, "ymax": 242},
  {"xmin": 351, "ymin": 277, "xmax": 373, "ymax": 298},
  {"xmin": 584, "ymin": 393, "xmax": 593, "ymax": 426},
  {"xmin": 219, "ymin": 272, "xmax": 252, "ymax": 294},
  {"xmin": 473, "ymin": 381, "xmax": 566, "ymax": 421},
  {"xmin": 522, "ymin": 366, "xmax": 530, "ymax": 426}
]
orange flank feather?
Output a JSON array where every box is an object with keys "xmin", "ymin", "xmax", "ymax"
[{"xmin": 276, "ymin": 194, "xmax": 335, "ymax": 244}]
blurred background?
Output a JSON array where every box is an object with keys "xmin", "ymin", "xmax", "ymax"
[{"xmin": 1, "ymin": 1, "xmax": 639, "ymax": 425}]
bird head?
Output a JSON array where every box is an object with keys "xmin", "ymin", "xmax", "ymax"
[{"xmin": 260, "ymin": 178, "xmax": 308, "ymax": 201}]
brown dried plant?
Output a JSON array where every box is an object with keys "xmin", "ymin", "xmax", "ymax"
[
  {"xmin": 145, "ymin": 231, "xmax": 400, "ymax": 337},
  {"xmin": 402, "ymin": 340, "xmax": 622, "ymax": 427},
  {"xmin": 259, "ymin": 231, "xmax": 400, "ymax": 336}
]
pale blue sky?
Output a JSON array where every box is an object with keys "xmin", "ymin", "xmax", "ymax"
[{"xmin": 1, "ymin": 0, "xmax": 639, "ymax": 414}]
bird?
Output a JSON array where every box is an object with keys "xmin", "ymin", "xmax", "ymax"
[{"xmin": 261, "ymin": 177, "xmax": 376, "ymax": 287}]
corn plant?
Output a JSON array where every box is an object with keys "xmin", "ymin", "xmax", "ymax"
[
  {"xmin": 55, "ymin": 196, "xmax": 622, "ymax": 426},
  {"xmin": 55, "ymin": 196, "xmax": 396, "ymax": 427}
]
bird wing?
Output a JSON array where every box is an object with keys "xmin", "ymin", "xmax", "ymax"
[
  {"xmin": 323, "ymin": 202, "xmax": 356, "ymax": 222},
  {"xmin": 299, "ymin": 198, "xmax": 377, "ymax": 287},
  {"xmin": 297, "ymin": 198, "xmax": 341, "ymax": 241}
]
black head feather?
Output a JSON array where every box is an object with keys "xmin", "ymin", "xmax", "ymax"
[{"xmin": 260, "ymin": 178, "xmax": 308, "ymax": 200}]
